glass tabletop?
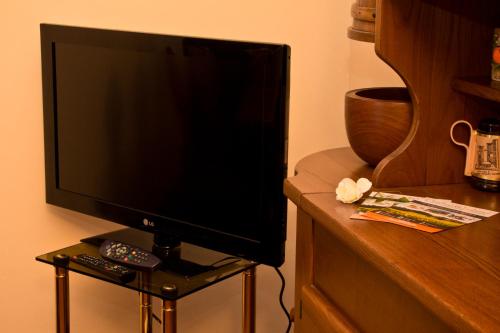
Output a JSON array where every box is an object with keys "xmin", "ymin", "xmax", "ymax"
[{"xmin": 36, "ymin": 228, "xmax": 258, "ymax": 300}]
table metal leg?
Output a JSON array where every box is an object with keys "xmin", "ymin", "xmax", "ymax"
[
  {"xmin": 242, "ymin": 266, "xmax": 256, "ymax": 333},
  {"xmin": 162, "ymin": 299, "xmax": 177, "ymax": 333},
  {"xmin": 140, "ymin": 292, "xmax": 153, "ymax": 333},
  {"xmin": 55, "ymin": 266, "xmax": 70, "ymax": 333}
]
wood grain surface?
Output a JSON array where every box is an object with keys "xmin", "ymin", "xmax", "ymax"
[
  {"xmin": 285, "ymin": 148, "xmax": 500, "ymax": 333},
  {"xmin": 452, "ymin": 77, "xmax": 500, "ymax": 103},
  {"xmin": 372, "ymin": 0, "xmax": 500, "ymax": 187},
  {"xmin": 345, "ymin": 87, "xmax": 412, "ymax": 166}
]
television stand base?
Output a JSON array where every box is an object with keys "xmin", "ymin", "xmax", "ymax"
[{"xmin": 37, "ymin": 227, "xmax": 259, "ymax": 333}]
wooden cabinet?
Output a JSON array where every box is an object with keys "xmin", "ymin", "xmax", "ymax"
[
  {"xmin": 285, "ymin": 1, "xmax": 500, "ymax": 331},
  {"xmin": 285, "ymin": 148, "xmax": 500, "ymax": 332},
  {"xmin": 369, "ymin": 0, "xmax": 500, "ymax": 187}
]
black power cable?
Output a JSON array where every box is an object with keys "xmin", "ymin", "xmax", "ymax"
[
  {"xmin": 151, "ymin": 264, "xmax": 292, "ymax": 331},
  {"xmin": 274, "ymin": 267, "xmax": 292, "ymax": 333}
]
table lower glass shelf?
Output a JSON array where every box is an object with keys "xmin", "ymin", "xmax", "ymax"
[{"xmin": 36, "ymin": 228, "xmax": 258, "ymax": 301}]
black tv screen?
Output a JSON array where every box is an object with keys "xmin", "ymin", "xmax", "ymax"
[{"xmin": 40, "ymin": 24, "xmax": 290, "ymax": 266}]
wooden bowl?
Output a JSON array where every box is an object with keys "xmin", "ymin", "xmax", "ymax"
[{"xmin": 345, "ymin": 87, "xmax": 412, "ymax": 166}]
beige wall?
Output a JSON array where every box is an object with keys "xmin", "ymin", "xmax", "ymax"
[
  {"xmin": 349, "ymin": 40, "xmax": 404, "ymax": 89},
  {"xmin": 0, "ymin": 1, "xmax": 401, "ymax": 332}
]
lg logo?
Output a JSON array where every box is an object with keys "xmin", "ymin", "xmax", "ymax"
[{"xmin": 143, "ymin": 218, "xmax": 155, "ymax": 227}]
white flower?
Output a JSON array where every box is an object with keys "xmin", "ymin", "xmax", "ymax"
[
  {"xmin": 356, "ymin": 178, "xmax": 372, "ymax": 194},
  {"xmin": 336, "ymin": 177, "xmax": 372, "ymax": 203}
]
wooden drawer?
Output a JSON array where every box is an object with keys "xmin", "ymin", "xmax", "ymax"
[
  {"xmin": 313, "ymin": 222, "xmax": 452, "ymax": 333},
  {"xmin": 299, "ymin": 285, "xmax": 358, "ymax": 333}
]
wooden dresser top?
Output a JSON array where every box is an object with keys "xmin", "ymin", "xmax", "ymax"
[{"xmin": 285, "ymin": 147, "xmax": 500, "ymax": 332}]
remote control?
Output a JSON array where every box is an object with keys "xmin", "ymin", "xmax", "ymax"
[
  {"xmin": 70, "ymin": 254, "xmax": 136, "ymax": 283},
  {"xmin": 99, "ymin": 240, "xmax": 162, "ymax": 270}
]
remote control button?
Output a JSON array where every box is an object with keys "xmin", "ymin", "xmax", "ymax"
[
  {"xmin": 70, "ymin": 254, "xmax": 136, "ymax": 283},
  {"xmin": 99, "ymin": 240, "xmax": 162, "ymax": 270}
]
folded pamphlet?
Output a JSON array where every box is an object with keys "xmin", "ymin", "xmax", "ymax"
[{"xmin": 351, "ymin": 192, "xmax": 498, "ymax": 233}]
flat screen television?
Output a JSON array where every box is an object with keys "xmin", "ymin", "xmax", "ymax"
[{"xmin": 40, "ymin": 24, "xmax": 290, "ymax": 267}]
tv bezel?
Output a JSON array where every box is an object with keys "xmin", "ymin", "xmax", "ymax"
[{"xmin": 40, "ymin": 24, "xmax": 290, "ymax": 267}]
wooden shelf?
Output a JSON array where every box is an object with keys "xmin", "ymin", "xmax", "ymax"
[
  {"xmin": 371, "ymin": 0, "xmax": 500, "ymax": 187},
  {"xmin": 452, "ymin": 77, "xmax": 500, "ymax": 103}
]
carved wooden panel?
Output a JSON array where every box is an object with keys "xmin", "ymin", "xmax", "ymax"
[{"xmin": 373, "ymin": 0, "xmax": 500, "ymax": 187}]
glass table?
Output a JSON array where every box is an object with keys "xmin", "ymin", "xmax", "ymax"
[{"xmin": 36, "ymin": 228, "xmax": 258, "ymax": 333}]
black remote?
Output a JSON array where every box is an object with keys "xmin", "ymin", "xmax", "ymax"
[
  {"xmin": 70, "ymin": 254, "xmax": 136, "ymax": 283},
  {"xmin": 99, "ymin": 240, "xmax": 162, "ymax": 270}
]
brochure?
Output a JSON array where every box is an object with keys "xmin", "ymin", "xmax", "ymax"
[{"xmin": 350, "ymin": 192, "xmax": 498, "ymax": 233}]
